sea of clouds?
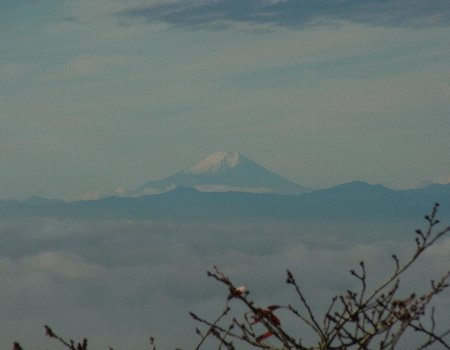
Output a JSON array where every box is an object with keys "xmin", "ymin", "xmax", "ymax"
[{"xmin": 0, "ymin": 216, "xmax": 449, "ymax": 349}]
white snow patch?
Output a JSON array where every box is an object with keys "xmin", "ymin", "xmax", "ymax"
[
  {"xmin": 437, "ymin": 175, "xmax": 450, "ymax": 184},
  {"xmin": 194, "ymin": 185, "xmax": 273, "ymax": 193},
  {"xmin": 138, "ymin": 185, "xmax": 177, "ymax": 196},
  {"xmin": 186, "ymin": 152, "xmax": 241, "ymax": 174}
]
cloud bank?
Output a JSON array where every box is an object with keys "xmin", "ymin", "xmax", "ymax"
[
  {"xmin": 1, "ymin": 217, "xmax": 448, "ymax": 349},
  {"xmin": 120, "ymin": 0, "xmax": 450, "ymax": 29}
]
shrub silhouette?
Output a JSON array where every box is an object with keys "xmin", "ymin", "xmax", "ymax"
[{"xmin": 14, "ymin": 204, "xmax": 450, "ymax": 350}]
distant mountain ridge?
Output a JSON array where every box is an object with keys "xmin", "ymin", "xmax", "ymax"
[
  {"xmin": 133, "ymin": 151, "xmax": 309, "ymax": 196},
  {"xmin": 2, "ymin": 181, "xmax": 449, "ymax": 222},
  {"xmin": 2, "ymin": 150, "xmax": 449, "ymax": 221}
]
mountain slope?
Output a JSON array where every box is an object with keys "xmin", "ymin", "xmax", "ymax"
[
  {"xmin": 2, "ymin": 183, "xmax": 449, "ymax": 222},
  {"xmin": 133, "ymin": 151, "xmax": 309, "ymax": 195}
]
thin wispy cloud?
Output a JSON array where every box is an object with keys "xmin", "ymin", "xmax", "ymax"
[
  {"xmin": 60, "ymin": 16, "xmax": 82, "ymax": 23},
  {"xmin": 119, "ymin": 0, "xmax": 450, "ymax": 30}
]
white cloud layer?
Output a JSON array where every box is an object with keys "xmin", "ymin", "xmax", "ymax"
[{"xmin": 0, "ymin": 216, "xmax": 448, "ymax": 349}]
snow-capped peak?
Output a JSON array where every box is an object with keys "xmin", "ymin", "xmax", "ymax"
[
  {"xmin": 133, "ymin": 151, "xmax": 310, "ymax": 195},
  {"xmin": 186, "ymin": 152, "xmax": 241, "ymax": 174}
]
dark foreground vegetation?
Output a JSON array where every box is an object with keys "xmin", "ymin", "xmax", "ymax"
[{"xmin": 13, "ymin": 204, "xmax": 450, "ymax": 350}]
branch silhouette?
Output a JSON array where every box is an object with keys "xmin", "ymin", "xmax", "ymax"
[{"xmin": 191, "ymin": 203, "xmax": 450, "ymax": 350}]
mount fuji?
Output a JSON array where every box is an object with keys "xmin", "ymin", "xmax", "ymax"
[{"xmin": 132, "ymin": 152, "xmax": 310, "ymax": 196}]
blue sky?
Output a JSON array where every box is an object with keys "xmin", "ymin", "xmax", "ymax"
[{"xmin": 1, "ymin": 0, "xmax": 450, "ymax": 199}]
